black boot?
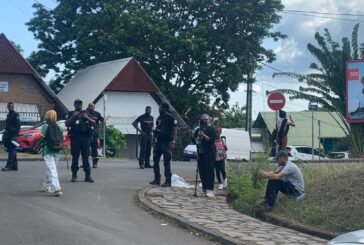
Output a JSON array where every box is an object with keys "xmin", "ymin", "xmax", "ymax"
[
  {"xmin": 71, "ymin": 172, "xmax": 77, "ymax": 182},
  {"xmin": 149, "ymin": 179, "xmax": 160, "ymax": 185},
  {"xmin": 92, "ymin": 158, "xmax": 98, "ymax": 168},
  {"xmin": 161, "ymin": 179, "xmax": 171, "ymax": 187},
  {"xmin": 145, "ymin": 161, "xmax": 152, "ymax": 168},
  {"xmin": 85, "ymin": 171, "xmax": 94, "ymax": 183}
]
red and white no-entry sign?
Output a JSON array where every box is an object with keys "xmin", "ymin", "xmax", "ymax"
[{"xmin": 267, "ymin": 92, "xmax": 286, "ymax": 111}]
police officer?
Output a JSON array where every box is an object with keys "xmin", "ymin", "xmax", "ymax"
[
  {"xmin": 2, "ymin": 102, "xmax": 20, "ymax": 171},
  {"xmin": 65, "ymin": 99, "xmax": 95, "ymax": 183},
  {"xmin": 132, "ymin": 106, "xmax": 154, "ymax": 169},
  {"xmin": 86, "ymin": 103, "xmax": 104, "ymax": 168},
  {"xmin": 149, "ymin": 103, "xmax": 177, "ymax": 187}
]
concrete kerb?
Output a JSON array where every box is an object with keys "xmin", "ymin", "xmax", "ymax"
[
  {"xmin": 137, "ymin": 186, "xmax": 246, "ymax": 245},
  {"xmin": 262, "ymin": 213, "xmax": 338, "ymax": 240}
]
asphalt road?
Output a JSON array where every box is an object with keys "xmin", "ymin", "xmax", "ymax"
[{"xmin": 0, "ymin": 159, "xmax": 214, "ymax": 245}]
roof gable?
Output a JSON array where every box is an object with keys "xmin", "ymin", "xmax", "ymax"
[
  {"xmin": 0, "ymin": 33, "xmax": 68, "ymax": 114},
  {"xmin": 106, "ymin": 58, "xmax": 158, "ymax": 92},
  {"xmin": 57, "ymin": 57, "xmax": 188, "ymax": 128},
  {"xmin": 0, "ymin": 33, "xmax": 35, "ymax": 74}
]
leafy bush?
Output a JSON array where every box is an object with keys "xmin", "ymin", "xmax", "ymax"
[
  {"xmin": 99, "ymin": 125, "xmax": 126, "ymax": 158},
  {"xmin": 227, "ymin": 155, "xmax": 270, "ymax": 216}
]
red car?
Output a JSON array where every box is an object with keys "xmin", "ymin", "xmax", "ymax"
[{"xmin": 16, "ymin": 120, "xmax": 70, "ymax": 154}]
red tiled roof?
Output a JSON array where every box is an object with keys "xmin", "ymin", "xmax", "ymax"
[
  {"xmin": 0, "ymin": 33, "xmax": 35, "ymax": 74},
  {"xmin": 106, "ymin": 58, "xmax": 159, "ymax": 93}
]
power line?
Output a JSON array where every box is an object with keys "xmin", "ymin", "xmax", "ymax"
[
  {"xmin": 6, "ymin": 0, "xmax": 32, "ymax": 18},
  {"xmin": 281, "ymin": 11, "xmax": 364, "ymax": 23},
  {"xmin": 284, "ymin": 9, "xmax": 364, "ymax": 17}
]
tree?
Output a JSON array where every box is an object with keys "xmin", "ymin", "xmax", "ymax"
[
  {"xmin": 27, "ymin": 0, "xmax": 285, "ymax": 124},
  {"xmin": 273, "ymin": 24, "xmax": 364, "ymax": 156},
  {"xmin": 217, "ymin": 103, "xmax": 246, "ymax": 128}
]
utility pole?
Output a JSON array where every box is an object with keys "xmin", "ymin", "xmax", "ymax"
[
  {"xmin": 103, "ymin": 92, "xmax": 107, "ymax": 157},
  {"xmin": 245, "ymin": 71, "xmax": 254, "ymax": 137}
]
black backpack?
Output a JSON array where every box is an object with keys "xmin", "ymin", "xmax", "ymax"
[{"xmin": 45, "ymin": 123, "xmax": 64, "ymax": 150}]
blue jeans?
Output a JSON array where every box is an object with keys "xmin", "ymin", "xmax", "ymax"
[{"xmin": 264, "ymin": 179, "xmax": 301, "ymax": 207}]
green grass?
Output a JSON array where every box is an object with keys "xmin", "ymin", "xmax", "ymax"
[{"xmin": 227, "ymin": 158, "xmax": 364, "ymax": 234}]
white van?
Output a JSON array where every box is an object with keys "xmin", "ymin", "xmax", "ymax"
[{"xmin": 183, "ymin": 128, "xmax": 251, "ymax": 161}]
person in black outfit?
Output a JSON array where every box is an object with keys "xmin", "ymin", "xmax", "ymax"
[
  {"xmin": 193, "ymin": 114, "xmax": 216, "ymax": 198},
  {"xmin": 132, "ymin": 106, "xmax": 154, "ymax": 169},
  {"xmin": 65, "ymin": 99, "xmax": 95, "ymax": 183},
  {"xmin": 149, "ymin": 103, "xmax": 177, "ymax": 187},
  {"xmin": 2, "ymin": 102, "xmax": 20, "ymax": 171},
  {"xmin": 86, "ymin": 103, "xmax": 104, "ymax": 168}
]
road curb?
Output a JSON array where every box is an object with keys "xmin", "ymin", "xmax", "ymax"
[
  {"xmin": 262, "ymin": 213, "xmax": 338, "ymax": 240},
  {"xmin": 137, "ymin": 186, "xmax": 244, "ymax": 245}
]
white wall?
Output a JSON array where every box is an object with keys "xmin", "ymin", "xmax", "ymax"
[{"xmin": 95, "ymin": 91, "xmax": 160, "ymax": 135}]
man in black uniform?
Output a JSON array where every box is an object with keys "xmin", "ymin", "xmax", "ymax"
[
  {"xmin": 149, "ymin": 103, "xmax": 177, "ymax": 187},
  {"xmin": 2, "ymin": 102, "xmax": 20, "ymax": 171},
  {"xmin": 86, "ymin": 103, "xmax": 104, "ymax": 168},
  {"xmin": 65, "ymin": 99, "xmax": 95, "ymax": 183},
  {"xmin": 132, "ymin": 106, "xmax": 154, "ymax": 169}
]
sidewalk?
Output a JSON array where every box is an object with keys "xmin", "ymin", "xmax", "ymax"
[{"xmin": 138, "ymin": 186, "xmax": 327, "ymax": 245}]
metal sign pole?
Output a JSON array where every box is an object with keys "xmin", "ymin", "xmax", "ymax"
[
  {"xmin": 312, "ymin": 109, "xmax": 314, "ymax": 160},
  {"xmin": 318, "ymin": 120, "xmax": 321, "ymax": 160},
  {"xmin": 103, "ymin": 93, "xmax": 106, "ymax": 157},
  {"xmin": 275, "ymin": 110, "xmax": 278, "ymax": 156}
]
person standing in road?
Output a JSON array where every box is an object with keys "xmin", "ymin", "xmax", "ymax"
[
  {"xmin": 86, "ymin": 103, "xmax": 104, "ymax": 168},
  {"xmin": 40, "ymin": 110, "xmax": 63, "ymax": 197},
  {"xmin": 132, "ymin": 106, "xmax": 154, "ymax": 169},
  {"xmin": 149, "ymin": 103, "xmax": 177, "ymax": 187},
  {"xmin": 65, "ymin": 99, "xmax": 95, "ymax": 183},
  {"xmin": 2, "ymin": 102, "xmax": 21, "ymax": 171},
  {"xmin": 193, "ymin": 114, "xmax": 216, "ymax": 198}
]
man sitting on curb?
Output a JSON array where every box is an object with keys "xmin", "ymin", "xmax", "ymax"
[{"xmin": 259, "ymin": 150, "xmax": 304, "ymax": 211}]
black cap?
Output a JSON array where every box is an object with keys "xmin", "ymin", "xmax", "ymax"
[
  {"xmin": 276, "ymin": 150, "xmax": 288, "ymax": 159},
  {"xmin": 74, "ymin": 99, "xmax": 83, "ymax": 104}
]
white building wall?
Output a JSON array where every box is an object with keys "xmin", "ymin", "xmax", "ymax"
[{"xmin": 95, "ymin": 91, "xmax": 160, "ymax": 135}]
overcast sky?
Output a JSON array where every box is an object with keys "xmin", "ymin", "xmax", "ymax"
[{"xmin": 1, "ymin": 0, "xmax": 363, "ymax": 118}]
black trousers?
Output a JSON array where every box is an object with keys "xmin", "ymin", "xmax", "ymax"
[
  {"xmin": 198, "ymin": 153, "xmax": 215, "ymax": 191},
  {"xmin": 71, "ymin": 137, "xmax": 91, "ymax": 173},
  {"xmin": 215, "ymin": 160, "xmax": 226, "ymax": 183},
  {"xmin": 5, "ymin": 143, "xmax": 18, "ymax": 170},
  {"xmin": 153, "ymin": 142, "xmax": 172, "ymax": 182},
  {"xmin": 90, "ymin": 134, "xmax": 99, "ymax": 160},
  {"xmin": 139, "ymin": 132, "xmax": 152, "ymax": 167},
  {"xmin": 264, "ymin": 179, "xmax": 301, "ymax": 207}
]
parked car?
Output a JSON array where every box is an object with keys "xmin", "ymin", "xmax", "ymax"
[
  {"xmin": 183, "ymin": 128, "xmax": 251, "ymax": 161},
  {"xmin": 328, "ymin": 229, "xmax": 364, "ymax": 244},
  {"xmin": 16, "ymin": 120, "xmax": 70, "ymax": 154},
  {"xmin": 0, "ymin": 126, "xmax": 33, "ymax": 150},
  {"xmin": 269, "ymin": 145, "xmax": 328, "ymax": 162},
  {"xmin": 326, "ymin": 151, "xmax": 350, "ymax": 159}
]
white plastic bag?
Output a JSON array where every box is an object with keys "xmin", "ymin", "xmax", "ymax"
[{"xmin": 171, "ymin": 174, "xmax": 193, "ymax": 188}]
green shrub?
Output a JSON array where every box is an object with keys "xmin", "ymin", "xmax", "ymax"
[
  {"xmin": 99, "ymin": 125, "xmax": 126, "ymax": 158},
  {"xmin": 227, "ymin": 155, "xmax": 270, "ymax": 216}
]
